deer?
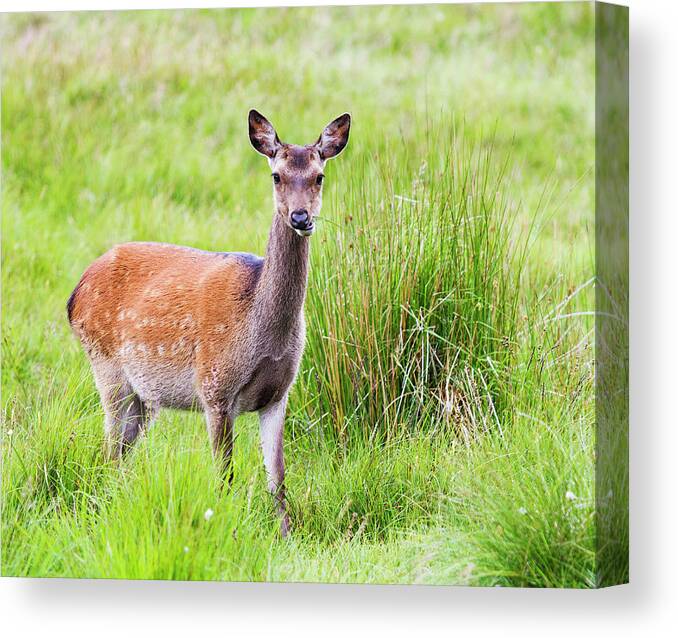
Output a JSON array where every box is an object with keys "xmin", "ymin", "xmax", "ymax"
[{"xmin": 67, "ymin": 110, "xmax": 351, "ymax": 536}]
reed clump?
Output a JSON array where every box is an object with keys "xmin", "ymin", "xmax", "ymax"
[{"xmin": 297, "ymin": 129, "xmax": 526, "ymax": 443}]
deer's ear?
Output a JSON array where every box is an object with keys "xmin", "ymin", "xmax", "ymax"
[
  {"xmin": 249, "ymin": 110, "xmax": 281, "ymax": 158},
  {"xmin": 317, "ymin": 113, "xmax": 351, "ymax": 160}
]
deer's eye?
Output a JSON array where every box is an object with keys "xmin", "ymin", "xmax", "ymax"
[
  {"xmin": 316, "ymin": 174, "xmax": 324, "ymax": 186},
  {"xmin": 272, "ymin": 173, "xmax": 281, "ymax": 184}
]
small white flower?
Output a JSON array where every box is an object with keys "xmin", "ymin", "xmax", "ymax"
[
  {"xmin": 204, "ymin": 508, "xmax": 214, "ymax": 521},
  {"xmin": 183, "ymin": 546, "xmax": 189, "ymax": 553},
  {"xmin": 6, "ymin": 429, "xmax": 13, "ymax": 437},
  {"xmin": 460, "ymin": 562, "xmax": 475, "ymax": 580},
  {"xmin": 518, "ymin": 507, "xmax": 527, "ymax": 515},
  {"xmin": 565, "ymin": 490, "xmax": 577, "ymax": 501}
]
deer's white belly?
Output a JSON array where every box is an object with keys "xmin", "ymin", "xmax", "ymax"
[{"xmin": 123, "ymin": 360, "xmax": 199, "ymax": 410}]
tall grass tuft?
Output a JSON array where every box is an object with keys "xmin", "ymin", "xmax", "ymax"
[{"xmin": 296, "ymin": 124, "xmax": 526, "ymax": 443}]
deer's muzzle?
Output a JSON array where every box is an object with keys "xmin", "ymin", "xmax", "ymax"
[{"xmin": 290, "ymin": 209, "xmax": 314, "ymax": 236}]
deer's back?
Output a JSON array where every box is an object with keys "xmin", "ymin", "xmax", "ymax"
[{"xmin": 68, "ymin": 241, "xmax": 263, "ymax": 372}]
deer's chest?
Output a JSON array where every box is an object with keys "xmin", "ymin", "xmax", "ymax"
[{"xmin": 237, "ymin": 349, "xmax": 301, "ymax": 413}]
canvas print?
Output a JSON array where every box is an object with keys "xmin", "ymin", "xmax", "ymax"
[{"xmin": 1, "ymin": 2, "xmax": 628, "ymax": 587}]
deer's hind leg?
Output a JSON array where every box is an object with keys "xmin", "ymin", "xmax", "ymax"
[
  {"xmin": 91, "ymin": 358, "xmax": 151, "ymax": 460},
  {"xmin": 120, "ymin": 395, "xmax": 158, "ymax": 456}
]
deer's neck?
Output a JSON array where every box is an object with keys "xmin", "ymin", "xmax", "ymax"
[{"xmin": 253, "ymin": 212, "xmax": 309, "ymax": 350}]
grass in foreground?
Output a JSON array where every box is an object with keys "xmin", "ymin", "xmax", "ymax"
[{"xmin": 2, "ymin": 4, "xmax": 603, "ymax": 586}]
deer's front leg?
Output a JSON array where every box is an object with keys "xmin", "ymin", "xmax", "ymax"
[
  {"xmin": 204, "ymin": 404, "xmax": 234, "ymax": 485},
  {"xmin": 259, "ymin": 394, "xmax": 290, "ymax": 537}
]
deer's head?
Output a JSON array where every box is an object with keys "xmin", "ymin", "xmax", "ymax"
[{"xmin": 248, "ymin": 110, "xmax": 351, "ymax": 237}]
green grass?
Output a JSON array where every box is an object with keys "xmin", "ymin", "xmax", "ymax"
[{"xmin": 1, "ymin": 4, "xmax": 608, "ymax": 586}]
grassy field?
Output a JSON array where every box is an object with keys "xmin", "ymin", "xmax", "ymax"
[{"xmin": 2, "ymin": 4, "xmax": 609, "ymax": 586}]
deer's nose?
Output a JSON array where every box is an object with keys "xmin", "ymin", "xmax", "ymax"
[{"xmin": 290, "ymin": 209, "xmax": 311, "ymax": 230}]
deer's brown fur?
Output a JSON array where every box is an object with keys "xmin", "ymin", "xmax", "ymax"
[{"xmin": 68, "ymin": 110, "xmax": 350, "ymax": 536}]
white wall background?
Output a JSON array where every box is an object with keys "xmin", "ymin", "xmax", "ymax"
[{"xmin": 1, "ymin": 0, "xmax": 676, "ymax": 636}]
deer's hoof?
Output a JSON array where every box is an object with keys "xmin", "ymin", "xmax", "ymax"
[{"xmin": 280, "ymin": 515, "xmax": 291, "ymax": 538}]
